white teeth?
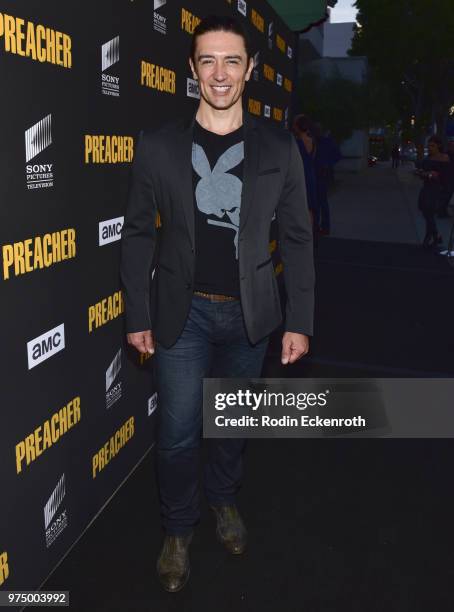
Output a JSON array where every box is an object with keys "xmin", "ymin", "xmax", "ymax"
[{"xmin": 212, "ymin": 86, "xmax": 230, "ymax": 91}]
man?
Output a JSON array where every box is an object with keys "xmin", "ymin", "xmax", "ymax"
[{"xmin": 120, "ymin": 15, "xmax": 314, "ymax": 593}]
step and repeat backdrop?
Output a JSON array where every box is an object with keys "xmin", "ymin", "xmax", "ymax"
[{"xmin": 0, "ymin": 0, "xmax": 295, "ymax": 594}]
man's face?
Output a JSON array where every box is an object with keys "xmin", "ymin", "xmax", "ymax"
[{"xmin": 189, "ymin": 30, "xmax": 254, "ymax": 111}]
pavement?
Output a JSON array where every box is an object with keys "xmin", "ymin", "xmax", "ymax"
[
  {"xmin": 330, "ymin": 161, "xmax": 454, "ymax": 248},
  {"xmin": 44, "ymin": 160, "xmax": 454, "ymax": 612}
]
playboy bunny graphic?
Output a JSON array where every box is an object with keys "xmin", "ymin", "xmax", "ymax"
[
  {"xmin": 192, "ymin": 121, "xmax": 245, "ymax": 296},
  {"xmin": 192, "ymin": 138, "xmax": 244, "ymax": 259}
]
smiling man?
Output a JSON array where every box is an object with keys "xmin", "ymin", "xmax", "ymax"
[{"xmin": 120, "ymin": 14, "xmax": 314, "ymax": 592}]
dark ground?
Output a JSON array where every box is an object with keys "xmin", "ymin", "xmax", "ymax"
[{"xmin": 44, "ymin": 165, "xmax": 454, "ymax": 611}]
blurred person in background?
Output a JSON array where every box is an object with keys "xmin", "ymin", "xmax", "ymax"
[
  {"xmin": 292, "ymin": 114, "xmax": 318, "ymax": 245},
  {"xmin": 313, "ymin": 123, "xmax": 341, "ymax": 235},
  {"xmin": 438, "ymin": 140, "xmax": 454, "ymax": 218},
  {"xmin": 415, "ymin": 135, "xmax": 450, "ymax": 248},
  {"xmin": 391, "ymin": 143, "xmax": 400, "ymax": 169}
]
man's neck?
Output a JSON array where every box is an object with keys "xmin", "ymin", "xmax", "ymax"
[{"xmin": 195, "ymin": 100, "xmax": 243, "ymax": 135}]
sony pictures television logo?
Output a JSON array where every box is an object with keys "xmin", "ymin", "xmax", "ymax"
[
  {"xmin": 284, "ymin": 107, "xmax": 289, "ymax": 129},
  {"xmin": 101, "ymin": 36, "xmax": 120, "ymax": 97},
  {"xmin": 148, "ymin": 392, "xmax": 158, "ymax": 416},
  {"xmin": 237, "ymin": 0, "xmax": 247, "ymax": 17},
  {"xmin": 106, "ymin": 348, "xmax": 122, "ymax": 409},
  {"xmin": 25, "ymin": 114, "xmax": 54, "ymax": 190},
  {"xmin": 44, "ymin": 474, "xmax": 68, "ymax": 548},
  {"xmin": 264, "ymin": 104, "xmax": 271, "ymax": 119},
  {"xmin": 252, "ymin": 51, "xmax": 260, "ymax": 81},
  {"xmin": 276, "ymin": 72, "xmax": 283, "ymax": 87},
  {"xmin": 154, "ymin": 0, "xmax": 167, "ymax": 35},
  {"xmin": 187, "ymin": 77, "xmax": 200, "ymax": 99},
  {"xmin": 268, "ymin": 21, "xmax": 274, "ymax": 50},
  {"xmin": 287, "ymin": 45, "xmax": 293, "ymax": 59}
]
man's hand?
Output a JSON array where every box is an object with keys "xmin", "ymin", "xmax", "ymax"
[
  {"xmin": 127, "ymin": 330, "xmax": 154, "ymax": 354},
  {"xmin": 281, "ymin": 332, "xmax": 309, "ymax": 365}
]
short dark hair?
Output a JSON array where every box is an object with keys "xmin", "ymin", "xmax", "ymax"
[{"xmin": 190, "ymin": 14, "xmax": 252, "ymax": 63}]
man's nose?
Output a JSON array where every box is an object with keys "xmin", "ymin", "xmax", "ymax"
[{"xmin": 213, "ymin": 62, "xmax": 227, "ymax": 80}]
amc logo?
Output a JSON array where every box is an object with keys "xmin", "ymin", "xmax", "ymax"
[
  {"xmin": 27, "ymin": 323, "xmax": 65, "ymax": 370},
  {"xmin": 99, "ymin": 216, "xmax": 124, "ymax": 246},
  {"xmin": 0, "ymin": 551, "xmax": 9, "ymax": 586}
]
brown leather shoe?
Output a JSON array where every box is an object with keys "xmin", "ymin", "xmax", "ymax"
[
  {"xmin": 210, "ymin": 505, "xmax": 247, "ymax": 555},
  {"xmin": 156, "ymin": 533, "xmax": 193, "ymax": 592}
]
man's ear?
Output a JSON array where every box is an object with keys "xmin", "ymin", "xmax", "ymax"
[
  {"xmin": 189, "ymin": 58, "xmax": 198, "ymax": 80},
  {"xmin": 245, "ymin": 56, "xmax": 254, "ymax": 82}
]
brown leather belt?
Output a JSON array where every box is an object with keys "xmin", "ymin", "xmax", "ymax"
[{"xmin": 193, "ymin": 291, "xmax": 237, "ymax": 302}]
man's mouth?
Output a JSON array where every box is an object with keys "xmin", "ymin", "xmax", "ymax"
[{"xmin": 211, "ymin": 85, "xmax": 232, "ymax": 93}]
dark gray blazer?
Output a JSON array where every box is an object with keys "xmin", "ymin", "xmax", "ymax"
[{"xmin": 120, "ymin": 111, "xmax": 315, "ymax": 348}]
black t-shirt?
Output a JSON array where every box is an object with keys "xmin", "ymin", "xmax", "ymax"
[{"xmin": 192, "ymin": 120, "xmax": 244, "ymax": 297}]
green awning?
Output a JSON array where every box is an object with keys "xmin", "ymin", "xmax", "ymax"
[{"xmin": 267, "ymin": 0, "xmax": 335, "ymax": 32}]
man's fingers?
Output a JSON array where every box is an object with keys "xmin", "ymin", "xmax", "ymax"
[
  {"xmin": 143, "ymin": 331, "xmax": 155, "ymax": 354},
  {"xmin": 127, "ymin": 330, "xmax": 154, "ymax": 354},
  {"xmin": 281, "ymin": 339, "xmax": 292, "ymax": 365}
]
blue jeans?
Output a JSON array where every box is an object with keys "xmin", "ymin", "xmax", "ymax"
[{"xmin": 154, "ymin": 295, "xmax": 269, "ymax": 535}]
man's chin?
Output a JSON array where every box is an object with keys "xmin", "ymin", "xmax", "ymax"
[{"xmin": 201, "ymin": 92, "xmax": 241, "ymax": 111}]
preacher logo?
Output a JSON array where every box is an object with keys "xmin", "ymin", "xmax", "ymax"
[
  {"xmin": 106, "ymin": 348, "xmax": 122, "ymax": 409},
  {"xmin": 276, "ymin": 34, "xmax": 286, "ymax": 54},
  {"xmin": 181, "ymin": 8, "xmax": 200, "ymax": 34},
  {"xmin": 15, "ymin": 397, "xmax": 81, "ymax": 474},
  {"xmin": 248, "ymin": 97, "xmax": 261, "ymax": 116},
  {"xmin": 264, "ymin": 104, "xmax": 271, "ymax": 119},
  {"xmin": 85, "ymin": 135, "xmax": 133, "ymax": 164},
  {"xmin": 263, "ymin": 63, "xmax": 275, "ymax": 82},
  {"xmin": 101, "ymin": 36, "xmax": 120, "ymax": 97},
  {"xmin": 251, "ymin": 9, "xmax": 264, "ymax": 32},
  {"xmin": 99, "ymin": 216, "xmax": 124, "ymax": 246},
  {"xmin": 2, "ymin": 228, "xmax": 76, "ymax": 280},
  {"xmin": 237, "ymin": 0, "xmax": 247, "ymax": 16},
  {"xmin": 141, "ymin": 61, "xmax": 176, "ymax": 94},
  {"xmin": 25, "ymin": 114, "xmax": 54, "ymax": 190},
  {"xmin": 187, "ymin": 77, "xmax": 200, "ymax": 99},
  {"xmin": 44, "ymin": 473, "xmax": 65, "ymax": 530},
  {"xmin": 27, "ymin": 323, "xmax": 65, "ymax": 370},
  {"xmin": 0, "ymin": 551, "xmax": 9, "ymax": 586},
  {"xmin": 0, "ymin": 13, "xmax": 72, "ymax": 68},
  {"xmin": 273, "ymin": 107, "xmax": 283, "ymax": 122},
  {"xmin": 92, "ymin": 416, "xmax": 135, "ymax": 479},
  {"xmin": 154, "ymin": 0, "xmax": 167, "ymax": 35}
]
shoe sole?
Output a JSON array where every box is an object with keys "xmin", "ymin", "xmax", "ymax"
[
  {"xmin": 156, "ymin": 562, "xmax": 190, "ymax": 593},
  {"xmin": 215, "ymin": 527, "xmax": 247, "ymax": 555}
]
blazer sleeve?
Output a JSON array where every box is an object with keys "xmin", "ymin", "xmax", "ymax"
[
  {"xmin": 277, "ymin": 133, "xmax": 315, "ymax": 336},
  {"xmin": 120, "ymin": 130, "xmax": 157, "ymax": 333}
]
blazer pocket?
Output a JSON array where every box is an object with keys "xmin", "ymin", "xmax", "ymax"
[
  {"xmin": 256, "ymin": 256, "xmax": 272, "ymax": 270},
  {"xmin": 258, "ymin": 167, "xmax": 281, "ymax": 176}
]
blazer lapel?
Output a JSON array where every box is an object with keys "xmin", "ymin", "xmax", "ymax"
[
  {"xmin": 172, "ymin": 109, "xmax": 260, "ymax": 248},
  {"xmin": 239, "ymin": 112, "xmax": 260, "ymax": 235},
  {"xmin": 174, "ymin": 112, "xmax": 197, "ymax": 250}
]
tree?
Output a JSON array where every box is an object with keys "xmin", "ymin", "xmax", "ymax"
[
  {"xmin": 350, "ymin": 0, "xmax": 454, "ymax": 144},
  {"xmin": 296, "ymin": 67, "xmax": 368, "ymax": 142}
]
